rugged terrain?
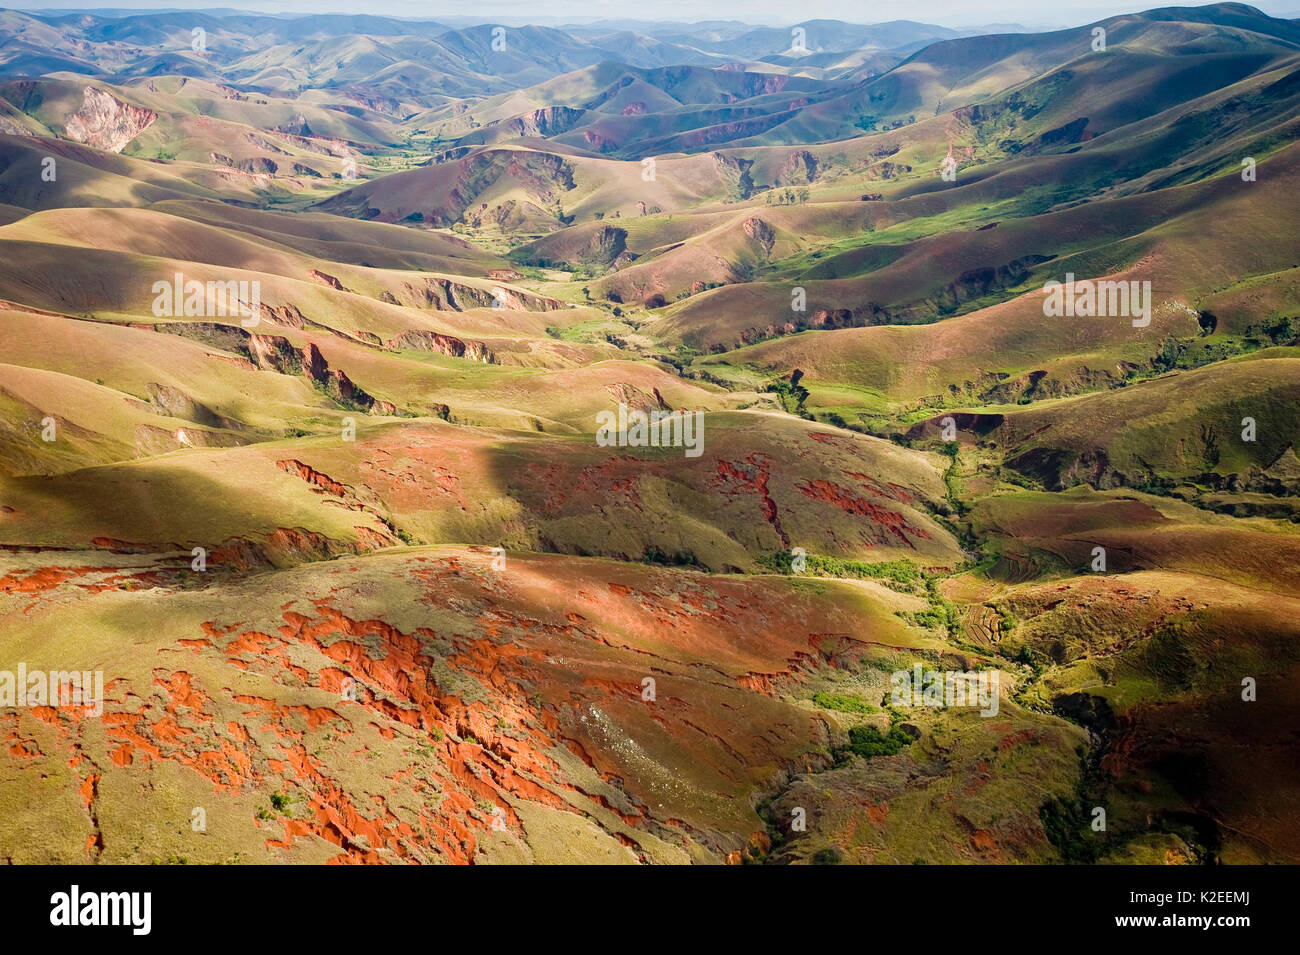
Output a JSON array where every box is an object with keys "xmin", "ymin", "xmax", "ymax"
[{"xmin": 0, "ymin": 4, "xmax": 1297, "ymax": 864}]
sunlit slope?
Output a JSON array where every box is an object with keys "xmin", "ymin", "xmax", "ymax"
[
  {"xmin": 0, "ymin": 546, "xmax": 927, "ymax": 863},
  {"xmin": 0, "ymin": 414, "xmax": 963, "ymax": 572},
  {"xmin": 661, "ymin": 140, "xmax": 1300, "ymax": 351}
]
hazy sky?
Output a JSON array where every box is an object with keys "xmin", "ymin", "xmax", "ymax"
[{"xmin": 12, "ymin": 1, "xmax": 1300, "ymax": 30}]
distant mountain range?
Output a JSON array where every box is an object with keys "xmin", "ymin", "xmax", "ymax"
[{"xmin": 0, "ymin": 11, "xmax": 1022, "ymax": 96}]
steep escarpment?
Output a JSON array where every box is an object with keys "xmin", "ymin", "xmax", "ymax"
[
  {"xmin": 383, "ymin": 275, "xmax": 563, "ymax": 312},
  {"xmin": 155, "ymin": 322, "xmax": 396, "ymax": 415},
  {"xmin": 64, "ymin": 86, "xmax": 156, "ymax": 153}
]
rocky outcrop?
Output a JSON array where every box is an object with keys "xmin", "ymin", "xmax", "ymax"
[
  {"xmin": 387, "ymin": 330, "xmax": 493, "ymax": 363},
  {"xmin": 487, "ymin": 106, "xmax": 585, "ymax": 139},
  {"xmin": 64, "ymin": 86, "xmax": 156, "ymax": 153},
  {"xmin": 254, "ymin": 302, "xmax": 383, "ymax": 351},
  {"xmin": 742, "ymin": 216, "xmax": 775, "ymax": 257},
  {"xmin": 276, "ymin": 459, "xmax": 350, "ymax": 498},
  {"xmin": 776, "ymin": 149, "xmax": 818, "ymax": 185},
  {"xmin": 345, "ymin": 91, "xmax": 401, "ymax": 115},
  {"xmin": 274, "ymin": 113, "xmax": 314, "ymax": 137},
  {"xmin": 247, "ymin": 333, "xmax": 314, "ymax": 376},
  {"xmin": 712, "ymin": 152, "xmax": 755, "ymax": 200},
  {"xmin": 237, "ymin": 157, "xmax": 278, "ymax": 175},
  {"xmin": 583, "ymin": 130, "xmax": 617, "ymax": 152},
  {"xmin": 308, "ymin": 269, "xmax": 346, "ymax": 291},
  {"xmin": 245, "ymin": 132, "xmax": 288, "ymax": 155},
  {"xmin": 241, "ymin": 334, "xmax": 390, "ymax": 414},
  {"xmin": 604, "ymin": 382, "xmax": 671, "ymax": 414},
  {"xmin": 393, "ymin": 276, "xmax": 562, "ymax": 312},
  {"xmin": 279, "ymin": 133, "xmax": 353, "ymax": 158},
  {"xmin": 580, "ymin": 226, "xmax": 632, "ymax": 271},
  {"xmin": 741, "ymin": 72, "xmax": 791, "ymax": 96}
]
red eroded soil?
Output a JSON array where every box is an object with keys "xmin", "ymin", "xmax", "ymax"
[{"xmin": 0, "ymin": 550, "xmax": 889, "ymax": 862}]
